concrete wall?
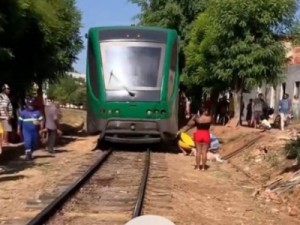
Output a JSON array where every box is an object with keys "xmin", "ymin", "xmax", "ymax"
[{"xmin": 243, "ymin": 64, "xmax": 300, "ymax": 115}]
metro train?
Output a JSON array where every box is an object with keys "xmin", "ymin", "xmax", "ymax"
[{"xmin": 85, "ymin": 26, "xmax": 180, "ymax": 144}]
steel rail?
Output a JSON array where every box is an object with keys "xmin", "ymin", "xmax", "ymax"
[
  {"xmin": 132, "ymin": 148, "xmax": 151, "ymax": 218},
  {"xmin": 26, "ymin": 149, "xmax": 113, "ymax": 225},
  {"xmin": 221, "ymin": 135, "xmax": 262, "ymax": 160}
]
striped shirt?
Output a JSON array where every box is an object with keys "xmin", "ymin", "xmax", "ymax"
[{"xmin": 0, "ymin": 93, "xmax": 13, "ymax": 119}]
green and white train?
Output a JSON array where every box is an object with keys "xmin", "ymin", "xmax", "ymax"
[{"xmin": 85, "ymin": 26, "xmax": 180, "ymax": 144}]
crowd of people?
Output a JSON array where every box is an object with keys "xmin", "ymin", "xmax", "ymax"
[
  {"xmin": 0, "ymin": 84, "xmax": 61, "ymax": 160},
  {"xmin": 178, "ymin": 88, "xmax": 300, "ymax": 171}
]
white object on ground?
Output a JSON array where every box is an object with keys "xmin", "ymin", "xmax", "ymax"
[{"xmin": 125, "ymin": 215, "xmax": 175, "ymax": 225}]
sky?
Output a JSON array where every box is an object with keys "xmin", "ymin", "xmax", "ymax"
[{"xmin": 73, "ymin": 0, "xmax": 140, "ymax": 73}]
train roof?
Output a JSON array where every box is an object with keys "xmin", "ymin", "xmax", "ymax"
[{"xmin": 87, "ymin": 26, "xmax": 178, "ymax": 34}]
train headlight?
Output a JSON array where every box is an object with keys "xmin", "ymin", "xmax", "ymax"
[
  {"xmin": 130, "ymin": 124, "xmax": 135, "ymax": 130},
  {"xmin": 161, "ymin": 110, "xmax": 166, "ymax": 114},
  {"xmin": 108, "ymin": 110, "xmax": 112, "ymax": 114},
  {"xmin": 154, "ymin": 110, "xmax": 159, "ymax": 114},
  {"xmin": 147, "ymin": 110, "xmax": 152, "ymax": 115},
  {"xmin": 115, "ymin": 109, "xmax": 120, "ymax": 114}
]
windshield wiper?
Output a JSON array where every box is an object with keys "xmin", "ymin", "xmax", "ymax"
[{"xmin": 109, "ymin": 71, "xmax": 135, "ymax": 97}]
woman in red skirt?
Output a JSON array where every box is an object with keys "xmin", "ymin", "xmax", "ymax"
[{"xmin": 186, "ymin": 107, "xmax": 212, "ymax": 170}]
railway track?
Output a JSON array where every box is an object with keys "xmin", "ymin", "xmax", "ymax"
[
  {"xmin": 24, "ymin": 148, "xmax": 152, "ymax": 225},
  {"xmin": 221, "ymin": 135, "xmax": 263, "ymax": 160}
]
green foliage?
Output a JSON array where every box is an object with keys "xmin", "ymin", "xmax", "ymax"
[
  {"xmin": 185, "ymin": 0, "xmax": 297, "ymax": 90},
  {"xmin": 0, "ymin": 0, "xmax": 83, "ymax": 90},
  {"xmin": 47, "ymin": 75, "xmax": 86, "ymax": 106},
  {"xmin": 184, "ymin": 0, "xmax": 298, "ymax": 122},
  {"xmin": 130, "ymin": 0, "xmax": 207, "ymax": 33},
  {"xmin": 129, "ymin": 0, "xmax": 208, "ymax": 72}
]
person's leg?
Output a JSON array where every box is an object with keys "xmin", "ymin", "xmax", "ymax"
[
  {"xmin": 178, "ymin": 145, "xmax": 188, "ymax": 155},
  {"xmin": 23, "ymin": 129, "xmax": 32, "ymax": 160},
  {"xmin": 195, "ymin": 142, "xmax": 201, "ymax": 169},
  {"xmin": 2, "ymin": 120, "xmax": 12, "ymax": 144},
  {"xmin": 280, "ymin": 113, "xmax": 285, "ymax": 131},
  {"xmin": 253, "ymin": 112, "xmax": 257, "ymax": 128},
  {"xmin": 199, "ymin": 143, "xmax": 204, "ymax": 169},
  {"xmin": 31, "ymin": 130, "xmax": 39, "ymax": 153},
  {"xmin": 190, "ymin": 148, "xmax": 196, "ymax": 156},
  {"xmin": 47, "ymin": 130, "xmax": 56, "ymax": 153},
  {"xmin": 201, "ymin": 143, "xmax": 209, "ymax": 170},
  {"xmin": 2, "ymin": 130, "xmax": 8, "ymax": 145}
]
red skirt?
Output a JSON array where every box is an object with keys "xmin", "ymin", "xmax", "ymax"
[{"xmin": 194, "ymin": 130, "xmax": 211, "ymax": 143}]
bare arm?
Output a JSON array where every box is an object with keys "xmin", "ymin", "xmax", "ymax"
[{"xmin": 178, "ymin": 115, "xmax": 196, "ymax": 134}]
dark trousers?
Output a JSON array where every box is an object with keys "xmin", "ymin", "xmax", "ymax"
[{"xmin": 47, "ymin": 129, "xmax": 57, "ymax": 153}]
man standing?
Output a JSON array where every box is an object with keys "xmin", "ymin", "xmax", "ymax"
[
  {"xmin": 18, "ymin": 98, "xmax": 44, "ymax": 160},
  {"xmin": 279, "ymin": 93, "xmax": 291, "ymax": 131},
  {"xmin": 0, "ymin": 84, "xmax": 13, "ymax": 145},
  {"xmin": 252, "ymin": 93, "xmax": 264, "ymax": 128},
  {"xmin": 44, "ymin": 100, "xmax": 60, "ymax": 153}
]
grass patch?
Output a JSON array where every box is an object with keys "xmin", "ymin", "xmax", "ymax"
[
  {"xmin": 285, "ymin": 139, "xmax": 300, "ymax": 164},
  {"xmin": 265, "ymin": 153, "xmax": 280, "ymax": 167}
]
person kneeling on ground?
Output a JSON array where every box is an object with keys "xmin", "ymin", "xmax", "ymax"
[
  {"xmin": 260, "ymin": 118, "xmax": 272, "ymax": 131},
  {"xmin": 177, "ymin": 132, "xmax": 196, "ymax": 156},
  {"xmin": 18, "ymin": 98, "xmax": 44, "ymax": 160},
  {"xmin": 259, "ymin": 107, "xmax": 274, "ymax": 131},
  {"xmin": 178, "ymin": 132, "xmax": 223, "ymax": 162}
]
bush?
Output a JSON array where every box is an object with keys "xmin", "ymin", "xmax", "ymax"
[{"xmin": 285, "ymin": 139, "xmax": 300, "ymax": 164}]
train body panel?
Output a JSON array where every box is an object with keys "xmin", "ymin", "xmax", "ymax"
[{"xmin": 86, "ymin": 26, "xmax": 179, "ymax": 144}]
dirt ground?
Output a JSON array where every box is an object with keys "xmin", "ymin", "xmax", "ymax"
[
  {"xmin": 0, "ymin": 109, "xmax": 300, "ymax": 224},
  {"xmin": 0, "ymin": 109, "xmax": 100, "ymax": 224},
  {"xmin": 0, "ymin": 135, "xmax": 100, "ymax": 223},
  {"xmin": 166, "ymin": 125, "xmax": 300, "ymax": 225}
]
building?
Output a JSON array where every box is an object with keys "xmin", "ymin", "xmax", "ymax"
[
  {"xmin": 66, "ymin": 71, "xmax": 86, "ymax": 81},
  {"xmin": 243, "ymin": 41, "xmax": 300, "ymax": 114}
]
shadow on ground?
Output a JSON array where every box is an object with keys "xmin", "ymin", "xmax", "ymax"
[
  {"xmin": 0, "ymin": 174, "xmax": 27, "ymax": 183},
  {"xmin": 93, "ymin": 139, "xmax": 181, "ymax": 154},
  {"xmin": 0, "ymin": 158, "xmax": 52, "ymax": 183}
]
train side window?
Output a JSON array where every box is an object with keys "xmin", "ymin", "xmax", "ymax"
[
  {"xmin": 88, "ymin": 42, "xmax": 99, "ymax": 98},
  {"xmin": 168, "ymin": 41, "xmax": 177, "ymax": 99}
]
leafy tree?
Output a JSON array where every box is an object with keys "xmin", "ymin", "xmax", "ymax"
[
  {"xmin": 69, "ymin": 87, "xmax": 86, "ymax": 106},
  {"xmin": 47, "ymin": 75, "xmax": 86, "ymax": 106},
  {"xmin": 184, "ymin": 0, "xmax": 298, "ymax": 125},
  {"xmin": 0, "ymin": 0, "xmax": 83, "ymax": 95},
  {"xmin": 129, "ymin": 0, "xmax": 208, "ymax": 72}
]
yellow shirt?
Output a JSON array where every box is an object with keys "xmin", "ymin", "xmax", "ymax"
[{"xmin": 0, "ymin": 122, "xmax": 3, "ymax": 134}]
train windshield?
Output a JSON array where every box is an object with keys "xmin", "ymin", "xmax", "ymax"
[{"xmin": 100, "ymin": 41, "xmax": 165, "ymax": 91}]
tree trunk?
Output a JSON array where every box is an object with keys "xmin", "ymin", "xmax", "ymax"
[
  {"xmin": 228, "ymin": 78, "xmax": 243, "ymax": 127},
  {"xmin": 210, "ymin": 90, "xmax": 219, "ymax": 123}
]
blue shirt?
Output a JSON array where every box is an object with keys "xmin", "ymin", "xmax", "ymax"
[
  {"xmin": 279, "ymin": 99, "xmax": 290, "ymax": 114},
  {"xmin": 210, "ymin": 133, "xmax": 220, "ymax": 150},
  {"xmin": 18, "ymin": 109, "xmax": 43, "ymax": 131}
]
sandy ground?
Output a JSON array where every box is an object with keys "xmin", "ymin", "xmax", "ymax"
[
  {"xmin": 166, "ymin": 124, "xmax": 300, "ymax": 225},
  {"xmin": 0, "ymin": 109, "xmax": 300, "ymax": 224},
  {"xmin": 0, "ymin": 135, "xmax": 99, "ymax": 224}
]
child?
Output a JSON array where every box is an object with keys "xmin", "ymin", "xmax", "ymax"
[{"xmin": 18, "ymin": 98, "xmax": 44, "ymax": 160}]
